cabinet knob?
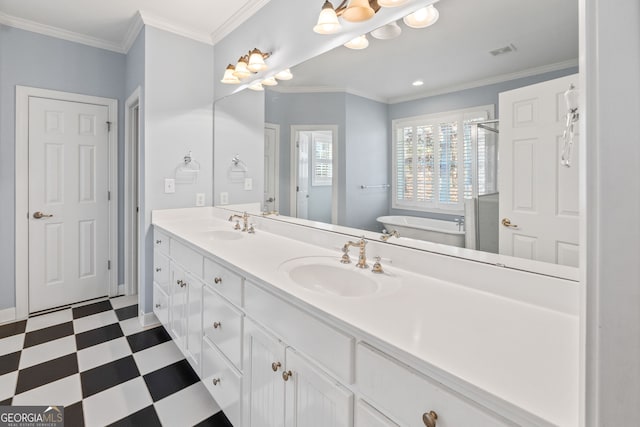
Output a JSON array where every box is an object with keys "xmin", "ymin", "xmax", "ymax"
[
  {"xmin": 271, "ymin": 361, "xmax": 281, "ymax": 372},
  {"xmin": 177, "ymin": 279, "xmax": 186, "ymax": 288},
  {"xmin": 214, "ymin": 277, "xmax": 223, "ymax": 284},
  {"xmin": 155, "ymin": 304, "xmax": 161, "ymax": 308},
  {"xmin": 422, "ymin": 411, "xmax": 438, "ymax": 427},
  {"xmin": 213, "ymin": 322, "xmax": 222, "ymax": 329},
  {"xmin": 155, "ymin": 267, "xmax": 162, "ymax": 272},
  {"xmin": 212, "ymin": 378, "xmax": 221, "ymax": 386},
  {"xmin": 156, "ymin": 239, "xmax": 162, "ymax": 244},
  {"xmin": 282, "ymin": 370, "xmax": 293, "ymax": 381}
]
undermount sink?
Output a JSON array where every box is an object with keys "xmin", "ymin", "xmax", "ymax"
[
  {"xmin": 203, "ymin": 229, "xmax": 244, "ymax": 241},
  {"xmin": 278, "ymin": 256, "xmax": 400, "ymax": 298}
]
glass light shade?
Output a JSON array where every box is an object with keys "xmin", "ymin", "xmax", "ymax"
[
  {"xmin": 275, "ymin": 69, "xmax": 293, "ymax": 80},
  {"xmin": 233, "ymin": 58, "xmax": 251, "ymax": 79},
  {"xmin": 248, "ymin": 81, "xmax": 264, "ymax": 91},
  {"xmin": 370, "ymin": 21, "xmax": 402, "ymax": 39},
  {"xmin": 221, "ymin": 65, "xmax": 241, "ymax": 84},
  {"xmin": 261, "ymin": 77, "xmax": 278, "ymax": 86},
  {"xmin": 403, "ymin": 5, "xmax": 440, "ymax": 29},
  {"xmin": 377, "ymin": 0, "xmax": 409, "ymax": 7},
  {"xmin": 314, "ymin": 0, "xmax": 341, "ymax": 34},
  {"xmin": 247, "ymin": 49, "xmax": 268, "ymax": 72},
  {"xmin": 341, "ymin": 0, "xmax": 375, "ymax": 22},
  {"xmin": 344, "ymin": 34, "xmax": 369, "ymax": 50}
]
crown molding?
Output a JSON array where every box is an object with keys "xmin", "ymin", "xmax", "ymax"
[
  {"xmin": 138, "ymin": 10, "xmax": 213, "ymax": 46},
  {"xmin": 271, "ymin": 85, "xmax": 388, "ymax": 103},
  {"xmin": 121, "ymin": 11, "xmax": 145, "ymax": 54},
  {"xmin": 388, "ymin": 58, "xmax": 580, "ymax": 104},
  {"xmin": 0, "ymin": 11, "xmax": 124, "ymax": 53},
  {"xmin": 211, "ymin": 0, "xmax": 272, "ymax": 45}
]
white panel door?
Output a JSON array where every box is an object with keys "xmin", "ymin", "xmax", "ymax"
[
  {"xmin": 498, "ymin": 74, "xmax": 580, "ymax": 266},
  {"xmin": 295, "ymin": 133, "xmax": 310, "ymax": 219},
  {"xmin": 284, "ymin": 348, "xmax": 353, "ymax": 427},
  {"xmin": 264, "ymin": 125, "xmax": 279, "ymax": 212},
  {"xmin": 28, "ymin": 97, "xmax": 110, "ymax": 312}
]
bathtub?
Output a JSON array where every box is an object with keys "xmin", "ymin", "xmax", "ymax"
[{"xmin": 377, "ymin": 215, "xmax": 466, "ymax": 247}]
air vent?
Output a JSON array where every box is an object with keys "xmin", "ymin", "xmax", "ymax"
[{"xmin": 489, "ymin": 43, "xmax": 517, "ymax": 56}]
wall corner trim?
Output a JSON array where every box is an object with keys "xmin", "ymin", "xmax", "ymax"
[{"xmin": 0, "ymin": 307, "xmax": 18, "ymax": 325}]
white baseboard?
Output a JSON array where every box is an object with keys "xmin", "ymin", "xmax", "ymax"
[
  {"xmin": 138, "ymin": 311, "xmax": 160, "ymax": 328},
  {"xmin": 0, "ymin": 307, "xmax": 17, "ymax": 325}
]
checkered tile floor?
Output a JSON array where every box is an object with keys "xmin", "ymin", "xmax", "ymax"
[{"xmin": 0, "ymin": 296, "xmax": 233, "ymax": 426}]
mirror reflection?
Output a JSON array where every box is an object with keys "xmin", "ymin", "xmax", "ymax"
[{"xmin": 215, "ymin": 0, "xmax": 580, "ymax": 272}]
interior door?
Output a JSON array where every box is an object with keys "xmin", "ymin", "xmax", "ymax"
[
  {"xmin": 264, "ymin": 124, "xmax": 278, "ymax": 212},
  {"xmin": 28, "ymin": 96, "xmax": 111, "ymax": 312},
  {"xmin": 295, "ymin": 132, "xmax": 310, "ymax": 219},
  {"xmin": 498, "ymin": 74, "xmax": 580, "ymax": 266}
]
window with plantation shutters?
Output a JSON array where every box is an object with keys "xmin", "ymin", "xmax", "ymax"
[
  {"xmin": 311, "ymin": 132, "xmax": 332, "ymax": 186},
  {"xmin": 392, "ymin": 106, "xmax": 493, "ymax": 212}
]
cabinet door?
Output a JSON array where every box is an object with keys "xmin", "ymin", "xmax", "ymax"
[
  {"xmin": 284, "ymin": 348, "xmax": 353, "ymax": 427},
  {"xmin": 169, "ymin": 262, "xmax": 187, "ymax": 349},
  {"xmin": 243, "ymin": 320, "xmax": 286, "ymax": 427},
  {"xmin": 153, "ymin": 283, "xmax": 169, "ymax": 327},
  {"xmin": 185, "ymin": 272, "xmax": 203, "ymax": 375}
]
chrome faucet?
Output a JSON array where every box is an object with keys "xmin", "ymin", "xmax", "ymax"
[
  {"xmin": 380, "ymin": 229, "xmax": 399, "ymax": 241},
  {"xmin": 341, "ymin": 237, "xmax": 368, "ymax": 269},
  {"xmin": 228, "ymin": 212, "xmax": 249, "ymax": 232}
]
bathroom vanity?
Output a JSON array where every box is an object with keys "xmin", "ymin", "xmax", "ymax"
[{"xmin": 152, "ymin": 207, "xmax": 578, "ymax": 427}]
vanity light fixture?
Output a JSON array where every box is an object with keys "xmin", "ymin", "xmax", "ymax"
[
  {"xmin": 314, "ymin": 0, "xmax": 342, "ymax": 34},
  {"xmin": 342, "ymin": 0, "xmax": 375, "ymax": 22},
  {"xmin": 370, "ymin": 20, "xmax": 402, "ymax": 40},
  {"xmin": 233, "ymin": 56, "xmax": 251, "ymax": 79},
  {"xmin": 221, "ymin": 64, "xmax": 241, "ymax": 84},
  {"xmin": 274, "ymin": 69, "xmax": 294, "ymax": 80},
  {"xmin": 344, "ymin": 34, "xmax": 369, "ymax": 49},
  {"xmin": 248, "ymin": 81, "xmax": 264, "ymax": 91},
  {"xmin": 403, "ymin": 4, "xmax": 440, "ymax": 29},
  {"xmin": 247, "ymin": 48, "xmax": 270, "ymax": 72},
  {"xmin": 261, "ymin": 76, "xmax": 278, "ymax": 86}
]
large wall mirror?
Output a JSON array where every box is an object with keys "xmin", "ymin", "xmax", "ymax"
[{"xmin": 213, "ymin": 0, "xmax": 579, "ymax": 279}]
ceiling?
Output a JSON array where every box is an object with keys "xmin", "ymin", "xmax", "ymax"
[
  {"xmin": 274, "ymin": 0, "xmax": 579, "ymax": 103},
  {"xmin": 0, "ymin": 0, "xmax": 268, "ymax": 52}
]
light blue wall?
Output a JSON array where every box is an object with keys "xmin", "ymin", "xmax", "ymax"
[{"xmin": 0, "ymin": 25, "xmax": 126, "ymax": 310}]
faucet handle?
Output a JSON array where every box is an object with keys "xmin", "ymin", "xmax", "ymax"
[
  {"xmin": 372, "ymin": 256, "xmax": 384, "ymax": 274},
  {"xmin": 234, "ymin": 220, "xmax": 241, "ymax": 230},
  {"xmin": 248, "ymin": 223, "xmax": 256, "ymax": 234}
]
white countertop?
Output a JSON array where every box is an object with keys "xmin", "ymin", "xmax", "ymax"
[{"xmin": 153, "ymin": 208, "xmax": 579, "ymax": 427}]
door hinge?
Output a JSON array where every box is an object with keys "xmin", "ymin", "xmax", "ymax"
[
  {"xmin": 136, "ymin": 206, "xmax": 139, "ymax": 213},
  {"xmin": 296, "ymin": 141, "xmax": 299, "ymax": 148},
  {"xmin": 106, "ymin": 121, "xmax": 112, "ymax": 132},
  {"xmin": 108, "ymin": 260, "xmax": 111, "ymax": 270},
  {"xmin": 296, "ymin": 186, "xmax": 299, "ymax": 192},
  {"xmin": 108, "ymin": 191, "xmax": 111, "ymax": 201}
]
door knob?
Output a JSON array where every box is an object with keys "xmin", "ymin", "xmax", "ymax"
[
  {"xmin": 501, "ymin": 218, "xmax": 518, "ymax": 228},
  {"xmin": 33, "ymin": 211, "xmax": 53, "ymax": 219},
  {"xmin": 422, "ymin": 411, "xmax": 438, "ymax": 427}
]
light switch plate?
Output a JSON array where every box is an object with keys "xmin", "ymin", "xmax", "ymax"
[
  {"xmin": 195, "ymin": 193, "xmax": 205, "ymax": 206},
  {"xmin": 164, "ymin": 178, "xmax": 175, "ymax": 193},
  {"xmin": 244, "ymin": 178, "xmax": 253, "ymax": 191}
]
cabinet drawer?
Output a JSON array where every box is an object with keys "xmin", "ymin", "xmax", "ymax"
[
  {"xmin": 202, "ymin": 338, "xmax": 242, "ymax": 427},
  {"xmin": 203, "ymin": 285, "xmax": 243, "ymax": 370},
  {"xmin": 245, "ymin": 281, "xmax": 354, "ymax": 384},
  {"xmin": 356, "ymin": 400, "xmax": 399, "ymax": 427},
  {"xmin": 154, "ymin": 251, "xmax": 170, "ymax": 293},
  {"xmin": 170, "ymin": 239, "xmax": 203, "ymax": 278},
  {"xmin": 204, "ymin": 257, "xmax": 243, "ymax": 307},
  {"xmin": 356, "ymin": 343, "xmax": 512, "ymax": 427},
  {"xmin": 154, "ymin": 229, "xmax": 169, "ymax": 255},
  {"xmin": 153, "ymin": 283, "xmax": 169, "ymax": 327}
]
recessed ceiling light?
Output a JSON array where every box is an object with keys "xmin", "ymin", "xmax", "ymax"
[{"xmin": 412, "ymin": 80, "xmax": 424, "ymax": 86}]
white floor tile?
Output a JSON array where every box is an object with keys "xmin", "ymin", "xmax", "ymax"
[
  {"xmin": 0, "ymin": 334, "xmax": 24, "ymax": 356},
  {"xmin": 0, "ymin": 372, "xmax": 18, "ymax": 401},
  {"xmin": 71, "ymin": 297, "xmax": 109, "ymax": 309},
  {"xmin": 109, "ymin": 295, "xmax": 138, "ymax": 310},
  {"xmin": 72, "ymin": 310, "xmax": 119, "ymax": 334},
  {"xmin": 82, "ymin": 377, "xmax": 152, "ymax": 427},
  {"xmin": 19, "ymin": 336, "xmax": 76, "ymax": 369},
  {"xmin": 154, "ymin": 382, "xmax": 220, "ymax": 427},
  {"xmin": 12, "ymin": 374, "xmax": 81, "ymax": 407},
  {"xmin": 77, "ymin": 337, "xmax": 132, "ymax": 372},
  {"xmin": 26, "ymin": 309, "xmax": 73, "ymax": 332},
  {"xmin": 132, "ymin": 340, "xmax": 184, "ymax": 375},
  {"xmin": 118, "ymin": 317, "xmax": 146, "ymax": 336}
]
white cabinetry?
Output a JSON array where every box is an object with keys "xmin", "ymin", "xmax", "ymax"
[
  {"xmin": 185, "ymin": 273, "xmax": 203, "ymax": 372},
  {"xmin": 169, "ymin": 262, "xmax": 187, "ymax": 350}
]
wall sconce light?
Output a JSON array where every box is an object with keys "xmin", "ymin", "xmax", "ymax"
[
  {"xmin": 233, "ymin": 56, "xmax": 251, "ymax": 79},
  {"xmin": 261, "ymin": 76, "xmax": 278, "ymax": 86},
  {"xmin": 221, "ymin": 64, "xmax": 241, "ymax": 84},
  {"xmin": 248, "ymin": 81, "xmax": 264, "ymax": 91},
  {"xmin": 248, "ymin": 48, "xmax": 270, "ymax": 72},
  {"xmin": 274, "ymin": 69, "xmax": 294, "ymax": 80},
  {"xmin": 221, "ymin": 48, "xmax": 272, "ymax": 84},
  {"xmin": 403, "ymin": 4, "xmax": 440, "ymax": 28},
  {"xmin": 344, "ymin": 34, "xmax": 369, "ymax": 49}
]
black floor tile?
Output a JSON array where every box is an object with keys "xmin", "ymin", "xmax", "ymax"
[
  {"xmin": 114, "ymin": 304, "xmax": 138, "ymax": 322},
  {"xmin": 108, "ymin": 405, "xmax": 161, "ymax": 427},
  {"xmin": 23, "ymin": 322, "xmax": 74, "ymax": 348},
  {"xmin": 64, "ymin": 401, "xmax": 84, "ymax": 427},
  {"xmin": 0, "ymin": 351, "xmax": 21, "ymax": 376},
  {"xmin": 72, "ymin": 300, "xmax": 112, "ymax": 319},
  {"xmin": 15, "ymin": 353, "xmax": 78, "ymax": 395},
  {"xmin": 80, "ymin": 355, "xmax": 140, "ymax": 398},
  {"xmin": 126, "ymin": 326, "xmax": 171, "ymax": 353},
  {"xmin": 195, "ymin": 411, "xmax": 234, "ymax": 427},
  {"xmin": 0, "ymin": 398, "xmax": 11, "ymax": 406},
  {"xmin": 0, "ymin": 320, "xmax": 26, "ymax": 340},
  {"xmin": 75, "ymin": 323, "xmax": 123, "ymax": 351},
  {"xmin": 143, "ymin": 359, "xmax": 199, "ymax": 402}
]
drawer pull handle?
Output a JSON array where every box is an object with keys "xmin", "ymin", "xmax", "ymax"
[
  {"xmin": 212, "ymin": 378, "xmax": 221, "ymax": 386},
  {"xmin": 155, "ymin": 267, "xmax": 162, "ymax": 272},
  {"xmin": 213, "ymin": 322, "xmax": 222, "ymax": 329},
  {"xmin": 271, "ymin": 361, "xmax": 281, "ymax": 372},
  {"xmin": 214, "ymin": 277, "xmax": 223, "ymax": 284},
  {"xmin": 282, "ymin": 370, "xmax": 293, "ymax": 381},
  {"xmin": 177, "ymin": 280, "xmax": 186, "ymax": 288},
  {"xmin": 422, "ymin": 411, "xmax": 438, "ymax": 427},
  {"xmin": 156, "ymin": 239, "xmax": 162, "ymax": 244},
  {"xmin": 155, "ymin": 304, "xmax": 161, "ymax": 308}
]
